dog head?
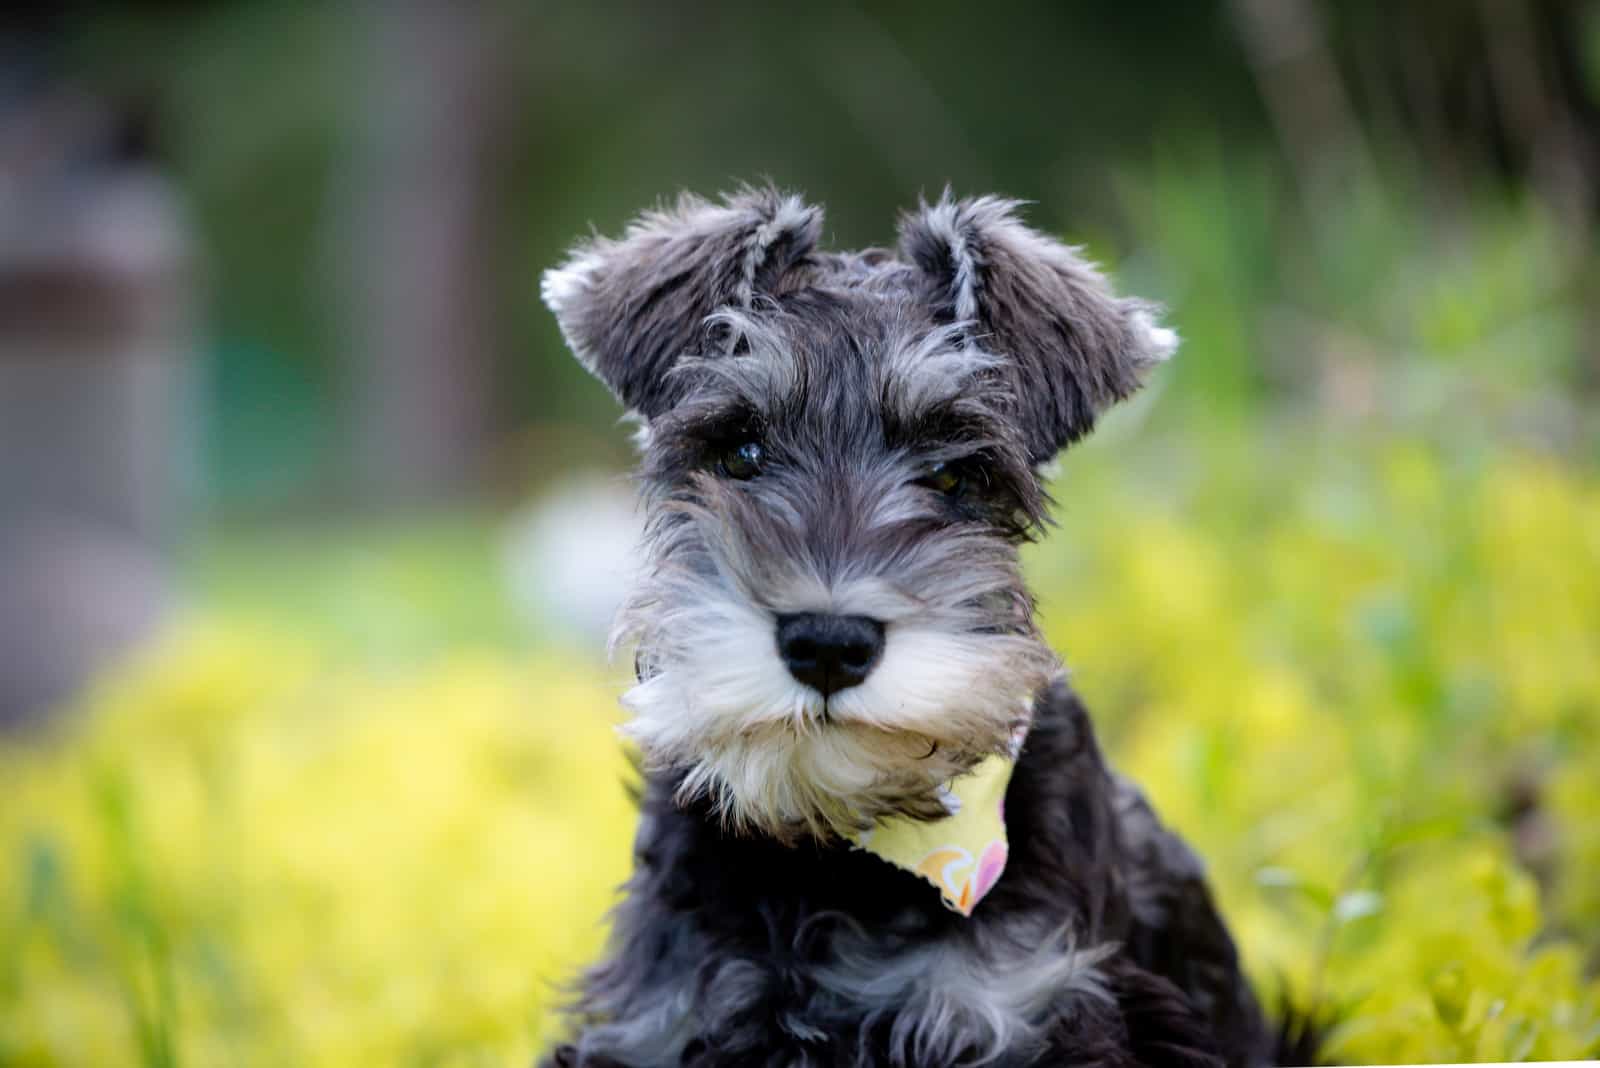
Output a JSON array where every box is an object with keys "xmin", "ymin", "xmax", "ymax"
[{"xmin": 543, "ymin": 188, "xmax": 1174, "ymax": 840}]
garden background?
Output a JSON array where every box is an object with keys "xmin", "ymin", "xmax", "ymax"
[{"xmin": 2, "ymin": 3, "xmax": 1599, "ymax": 1064}]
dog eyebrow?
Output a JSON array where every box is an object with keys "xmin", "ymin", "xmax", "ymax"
[
  {"xmin": 882, "ymin": 394, "xmax": 1005, "ymax": 452},
  {"xmin": 677, "ymin": 400, "xmax": 763, "ymax": 444},
  {"xmin": 877, "ymin": 325, "xmax": 1005, "ymax": 421},
  {"xmin": 636, "ymin": 393, "xmax": 766, "ymax": 483}
]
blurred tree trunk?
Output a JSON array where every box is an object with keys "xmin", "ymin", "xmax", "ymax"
[
  {"xmin": 0, "ymin": 81, "xmax": 194, "ymax": 728},
  {"xmin": 334, "ymin": 0, "xmax": 517, "ymax": 508},
  {"xmin": 1228, "ymin": 0, "xmax": 1375, "ymax": 208}
]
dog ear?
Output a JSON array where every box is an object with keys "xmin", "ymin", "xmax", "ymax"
[
  {"xmin": 542, "ymin": 188, "xmax": 823, "ymax": 417},
  {"xmin": 898, "ymin": 194, "xmax": 1176, "ymax": 462}
]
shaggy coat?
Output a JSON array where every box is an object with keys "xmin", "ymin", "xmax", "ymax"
[
  {"xmin": 539, "ymin": 188, "xmax": 1276, "ymax": 1067},
  {"xmin": 543, "ymin": 682, "xmax": 1269, "ymax": 1068}
]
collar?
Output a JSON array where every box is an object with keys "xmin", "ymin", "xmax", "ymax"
[{"xmin": 849, "ymin": 722, "xmax": 1028, "ymax": 916}]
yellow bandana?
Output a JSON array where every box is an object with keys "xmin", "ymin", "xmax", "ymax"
[{"xmin": 849, "ymin": 748, "xmax": 1019, "ymax": 916}]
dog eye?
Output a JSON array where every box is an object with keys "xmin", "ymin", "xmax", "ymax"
[
  {"xmin": 917, "ymin": 461, "xmax": 965, "ymax": 496},
  {"xmin": 717, "ymin": 441, "xmax": 765, "ymax": 480}
]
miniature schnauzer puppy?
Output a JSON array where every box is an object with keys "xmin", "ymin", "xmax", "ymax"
[{"xmin": 538, "ymin": 189, "xmax": 1278, "ymax": 1068}]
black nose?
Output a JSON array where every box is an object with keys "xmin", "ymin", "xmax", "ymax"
[{"xmin": 775, "ymin": 613, "xmax": 885, "ymax": 697}]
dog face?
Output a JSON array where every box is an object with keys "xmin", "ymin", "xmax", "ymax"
[{"xmin": 544, "ymin": 189, "xmax": 1174, "ymax": 840}]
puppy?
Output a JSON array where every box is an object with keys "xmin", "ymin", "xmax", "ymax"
[{"xmin": 538, "ymin": 188, "xmax": 1274, "ymax": 1068}]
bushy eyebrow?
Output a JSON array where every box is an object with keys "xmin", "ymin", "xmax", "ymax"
[
  {"xmin": 639, "ymin": 393, "xmax": 764, "ymax": 482},
  {"xmin": 877, "ymin": 324, "xmax": 999, "ymax": 403},
  {"xmin": 664, "ymin": 308, "xmax": 803, "ymax": 417},
  {"xmin": 882, "ymin": 394, "xmax": 1009, "ymax": 454},
  {"xmin": 880, "ymin": 388, "xmax": 1048, "ymax": 536}
]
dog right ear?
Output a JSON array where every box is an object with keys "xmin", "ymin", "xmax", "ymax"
[
  {"xmin": 541, "ymin": 188, "xmax": 823, "ymax": 417},
  {"xmin": 898, "ymin": 194, "xmax": 1176, "ymax": 463}
]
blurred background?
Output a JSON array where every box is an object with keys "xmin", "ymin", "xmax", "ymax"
[{"xmin": 2, "ymin": 2, "xmax": 1599, "ymax": 1064}]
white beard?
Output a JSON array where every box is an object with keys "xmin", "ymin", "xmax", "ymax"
[{"xmin": 618, "ymin": 576, "xmax": 1055, "ymax": 840}]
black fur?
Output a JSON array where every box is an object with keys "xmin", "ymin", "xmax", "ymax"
[
  {"xmin": 540, "ymin": 188, "xmax": 1283, "ymax": 1068},
  {"xmin": 541, "ymin": 684, "xmax": 1272, "ymax": 1068}
]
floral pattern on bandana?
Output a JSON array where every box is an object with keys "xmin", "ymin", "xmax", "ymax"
[{"xmin": 851, "ymin": 748, "xmax": 1019, "ymax": 916}]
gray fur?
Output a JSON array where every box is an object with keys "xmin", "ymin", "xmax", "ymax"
[
  {"xmin": 573, "ymin": 911, "xmax": 1116, "ymax": 1068},
  {"xmin": 896, "ymin": 192, "xmax": 1176, "ymax": 460},
  {"xmin": 615, "ymin": 293, "xmax": 1056, "ymax": 841},
  {"xmin": 538, "ymin": 188, "xmax": 1278, "ymax": 1068},
  {"xmin": 543, "ymin": 187, "xmax": 1173, "ymax": 459},
  {"xmin": 542, "ymin": 188, "xmax": 823, "ymax": 416}
]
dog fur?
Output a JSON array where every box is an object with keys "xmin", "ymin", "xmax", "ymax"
[{"xmin": 538, "ymin": 188, "xmax": 1275, "ymax": 1067}]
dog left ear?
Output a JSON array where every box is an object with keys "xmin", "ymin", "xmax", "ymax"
[
  {"xmin": 898, "ymin": 194, "xmax": 1176, "ymax": 462},
  {"xmin": 542, "ymin": 187, "xmax": 823, "ymax": 418}
]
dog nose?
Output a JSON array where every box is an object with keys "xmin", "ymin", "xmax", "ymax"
[{"xmin": 775, "ymin": 613, "xmax": 885, "ymax": 697}]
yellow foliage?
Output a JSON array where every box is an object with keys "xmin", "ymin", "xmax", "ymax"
[
  {"xmin": 2, "ymin": 629, "xmax": 635, "ymax": 1066},
  {"xmin": 1039, "ymin": 438, "xmax": 1600, "ymax": 1063},
  {"xmin": 3, "ymin": 436, "xmax": 1598, "ymax": 1064}
]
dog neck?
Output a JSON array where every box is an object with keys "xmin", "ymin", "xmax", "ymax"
[
  {"xmin": 641, "ymin": 676, "xmax": 1118, "ymax": 932},
  {"xmin": 668, "ymin": 690, "xmax": 1038, "ymax": 917},
  {"xmin": 837, "ymin": 689, "xmax": 1035, "ymax": 915},
  {"xmin": 848, "ymin": 749, "xmax": 1018, "ymax": 915}
]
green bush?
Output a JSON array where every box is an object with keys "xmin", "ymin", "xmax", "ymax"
[{"xmin": 4, "ymin": 428, "xmax": 1598, "ymax": 1065}]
